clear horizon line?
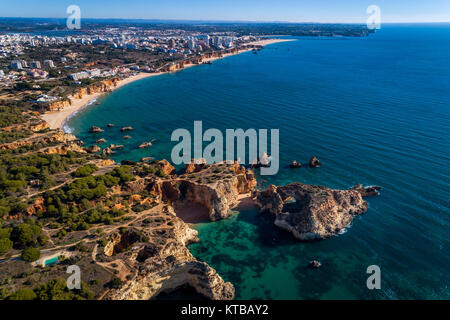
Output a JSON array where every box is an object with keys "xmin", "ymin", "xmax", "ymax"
[{"xmin": 1, "ymin": 16, "xmax": 450, "ymax": 24}]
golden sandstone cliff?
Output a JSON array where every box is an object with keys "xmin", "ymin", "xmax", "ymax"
[
  {"xmin": 0, "ymin": 129, "xmax": 78, "ymax": 151},
  {"xmin": 47, "ymin": 78, "xmax": 120, "ymax": 111},
  {"xmin": 2, "ymin": 109, "xmax": 380, "ymax": 299},
  {"xmin": 147, "ymin": 161, "xmax": 257, "ymax": 221},
  {"xmin": 5, "ymin": 82, "xmax": 377, "ymax": 300},
  {"xmin": 103, "ymin": 206, "xmax": 234, "ymax": 300},
  {"xmin": 88, "ymin": 161, "xmax": 256, "ymax": 300}
]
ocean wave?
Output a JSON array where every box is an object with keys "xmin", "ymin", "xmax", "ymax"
[
  {"xmin": 62, "ymin": 125, "xmax": 73, "ymax": 133},
  {"xmin": 62, "ymin": 98, "xmax": 98, "ymax": 133}
]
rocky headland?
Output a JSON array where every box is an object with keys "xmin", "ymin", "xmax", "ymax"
[
  {"xmin": 254, "ymin": 182, "xmax": 378, "ymax": 240},
  {"xmin": 102, "ymin": 206, "xmax": 234, "ymax": 300},
  {"xmin": 0, "ymin": 110, "xmax": 380, "ymax": 300}
]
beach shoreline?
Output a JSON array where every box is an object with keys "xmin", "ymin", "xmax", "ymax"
[{"xmin": 41, "ymin": 38, "xmax": 295, "ymax": 131}]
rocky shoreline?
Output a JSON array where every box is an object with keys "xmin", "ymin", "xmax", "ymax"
[
  {"xmin": 98, "ymin": 161, "xmax": 258, "ymax": 300},
  {"xmin": 102, "ymin": 206, "xmax": 234, "ymax": 300},
  {"xmin": 254, "ymin": 182, "xmax": 379, "ymax": 240},
  {"xmin": 0, "ymin": 111, "xmax": 381, "ymax": 300}
]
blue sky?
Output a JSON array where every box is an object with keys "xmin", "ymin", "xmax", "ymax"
[{"xmin": 1, "ymin": 0, "xmax": 449, "ymax": 23}]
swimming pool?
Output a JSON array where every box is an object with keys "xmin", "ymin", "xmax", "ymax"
[{"xmin": 44, "ymin": 256, "xmax": 59, "ymax": 266}]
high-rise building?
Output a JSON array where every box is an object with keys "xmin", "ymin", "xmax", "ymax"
[
  {"xmin": 223, "ymin": 37, "xmax": 234, "ymax": 48},
  {"xmin": 10, "ymin": 60, "xmax": 22, "ymax": 70},
  {"xmin": 188, "ymin": 37, "xmax": 197, "ymax": 50},
  {"xmin": 203, "ymin": 35, "xmax": 210, "ymax": 46},
  {"xmin": 88, "ymin": 69, "xmax": 101, "ymax": 77},
  {"xmin": 30, "ymin": 61, "xmax": 41, "ymax": 69},
  {"xmin": 43, "ymin": 60, "xmax": 55, "ymax": 68},
  {"xmin": 69, "ymin": 71, "xmax": 89, "ymax": 81},
  {"xmin": 212, "ymin": 36, "xmax": 222, "ymax": 48}
]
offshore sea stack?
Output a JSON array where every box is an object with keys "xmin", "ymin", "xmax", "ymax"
[
  {"xmin": 289, "ymin": 160, "xmax": 302, "ymax": 168},
  {"xmin": 121, "ymin": 126, "xmax": 134, "ymax": 132},
  {"xmin": 138, "ymin": 142, "xmax": 152, "ymax": 149},
  {"xmin": 254, "ymin": 182, "xmax": 371, "ymax": 240},
  {"xmin": 89, "ymin": 126, "xmax": 104, "ymax": 133},
  {"xmin": 309, "ymin": 156, "xmax": 321, "ymax": 168}
]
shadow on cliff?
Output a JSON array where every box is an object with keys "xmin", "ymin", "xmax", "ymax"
[{"xmin": 234, "ymin": 208, "xmax": 298, "ymax": 249}]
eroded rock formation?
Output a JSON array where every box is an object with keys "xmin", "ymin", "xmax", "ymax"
[
  {"xmin": 127, "ymin": 162, "xmax": 257, "ymax": 222},
  {"xmin": 121, "ymin": 126, "xmax": 134, "ymax": 132},
  {"xmin": 103, "ymin": 206, "xmax": 234, "ymax": 300},
  {"xmin": 89, "ymin": 126, "xmax": 104, "ymax": 133},
  {"xmin": 42, "ymin": 142, "xmax": 86, "ymax": 155},
  {"xmin": 138, "ymin": 142, "xmax": 152, "ymax": 149},
  {"xmin": 184, "ymin": 158, "xmax": 206, "ymax": 174},
  {"xmin": 350, "ymin": 184, "xmax": 382, "ymax": 197},
  {"xmin": 309, "ymin": 156, "xmax": 321, "ymax": 168},
  {"xmin": 289, "ymin": 160, "xmax": 302, "ymax": 168},
  {"xmin": 157, "ymin": 159, "xmax": 176, "ymax": 176},
  {"xmin": 85, "ymin": 145, "xmax": 101, "ymax": 153},
  {"xmin": 0, "ymin": 130, "xmax": 78, "ymax": 151},
  {"xmin": 175, "ymin": 163, "xmax": 256, "ymax": 221},
  {"xmin": 254, "ymin": 182, "xmax": 370, "ymax": 240}
]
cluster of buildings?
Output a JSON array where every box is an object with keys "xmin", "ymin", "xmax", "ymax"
[
  {"xmin": 1, "ymin": 31, "xmax": 256, "ymax": 58},
  {"xmin": 34, "ymin": 94, "xmax": 58, "ymax": 103},
  {"xmin": 0, "ymin": 34, "xmax": 27, "ymax": 57},
  {"xmin": 69, "ymin": 69, "xmax": 101, "ymax": 81},
  {"xmin": 10, "ymin": 59, "xmax": 55, "ymax": 70},
  {"xmin": 69, "ymin": 66, "xmax": 134, "ymax": 82},
  {"xmin": 7, "ymin": 59, "xmax": 56, "ymax": 79},
  {"xmin": 189, "ymin": 35, "xmax": 235, "ymax": 50},
  {"xmin": 0, "ymin": 29, "xmax": 261, "ymax": 87},
  {"xmin": 27, "ymin": 69, "xmax": 48, "ymax": 79}
]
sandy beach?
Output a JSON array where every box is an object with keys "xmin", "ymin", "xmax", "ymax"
[
  {"xmin": 41, "ymin": 72, "xmax": 162, "ymax": 130},
  {"xmin": 41, "ymin": 38, "xmax": 295, "ymax": 130}
]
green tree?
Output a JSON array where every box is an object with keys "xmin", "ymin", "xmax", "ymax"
[
  {"xmin": 21, "ymin": 247, "xmax": 40, "ymax": 262},
  {"xmin": 0, "ymin": 227, "xmax": 12, "ymax": 239},
  {"xmin": 8, "ymin": 288, "xmax": 37, "ymax": 300},
  {"xmin": 37, "ymin": 235, "xmax": 49, "ymax": 246},
  {"xmin": 0, "ymin": 238, "xmax": 13, "ymax": 254},
  {"xmin": 0, "ymin": 287, "xmax": 10, "ymax": 300},
  {"xmin": 72, "ymin": 164, "xmax": 98, "ymax": 177},
  {"xmin": 111, "ymin": 166, "xmax": 133, "ymax": 183},
  {"xmin": 11, "ymin": 222, "xmax": 42, "ymax": 248},
  {"xmin": 108, "ymin": 277, "xmax": 122, "ymax": 289},
  {"xmin": 34, "ymin": 278, "xmax": 94, "ymax": 300}
]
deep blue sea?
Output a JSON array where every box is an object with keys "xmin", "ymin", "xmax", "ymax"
[{"xmin": 68, "ymin": 24, "xmax": 450, "ymax": 299}]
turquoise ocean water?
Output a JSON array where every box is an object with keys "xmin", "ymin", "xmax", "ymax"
[{"xmin": 68, "ymin": 24, "xmax": 450, "ymax": 299}]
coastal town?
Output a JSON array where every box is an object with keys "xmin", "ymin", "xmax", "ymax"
[
  {"xmin": 0, "ymin": 20, "xmax": 379, "ymax": 301},
  {"xmin": 0, "ymin": 28, "xmax": 264, "ymax": 102},
  {"xmin": 1, "ymin": 25, "xmax": 301, "ymax": 131}
]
